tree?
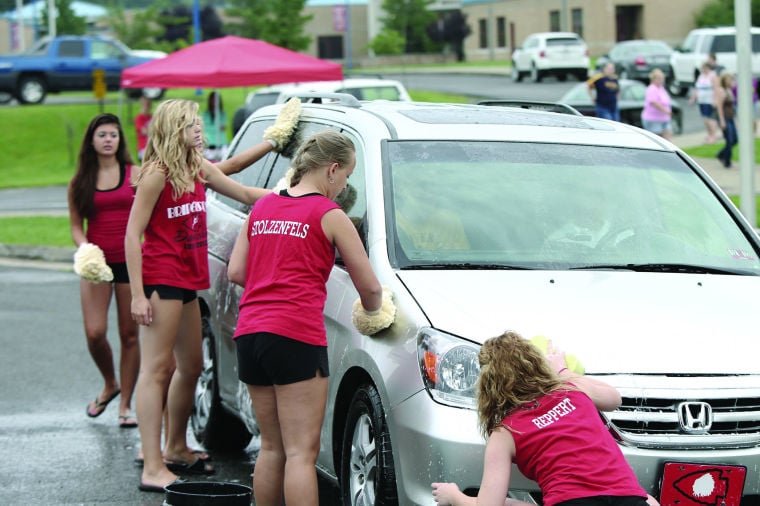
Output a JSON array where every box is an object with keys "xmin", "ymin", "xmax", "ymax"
[
  {"xmin": 427, "ymin": 10, "xmax": 471, "ymax": 61},
  {"xmin": 225, "ymin": 0, "xmax": 312, "ymax": 52},
  {"xmin": 380, "ymin": 0, "xmax": 436, "ymax": 53},
  {"xmin": 695, "ymin": 0, "xmax": 760, "ymax": 26},
  {"xmin": 41, "ymin": 0, "xmax": 87, "ymax": 36},
  {"xmin": 441, "ymin": 10, "xmax": 471, "ymax": 61},
  {"xmin": 201, "ymin": 5, "xmax": 224, "ymax": 41},
  {"xmin": 368, "ymin": 28, "xmax": 405, "ymax": 56},
  {"xmin": 107, "ymin": 3, "xmax": 166, "ymax": 50}
]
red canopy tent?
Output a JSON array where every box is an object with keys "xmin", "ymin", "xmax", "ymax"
[{"xmin": 120, "ymin": 35, "xmax": 343, "ymax": 89}]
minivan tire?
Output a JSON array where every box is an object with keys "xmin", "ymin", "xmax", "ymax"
[
  {"xmin": 191, "ymin": 317, "xmax": 252, "ymax": 451},
  {"xmin": 340, "ymin": 384, "xmax": 398, "ymax": 506}
]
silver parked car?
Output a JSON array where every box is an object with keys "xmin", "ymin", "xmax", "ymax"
[{"xmin": 192, "ymin": 97, "xmax": 760, "ymax": 505}]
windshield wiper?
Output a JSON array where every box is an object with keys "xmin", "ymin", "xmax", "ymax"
[
  {"xmin": 569, "ymin": 263, "xmax": 744, "ymax": 275},
  {"xmin": 402, "ymin": 263, "xmax": 531, "ymax": 270}
]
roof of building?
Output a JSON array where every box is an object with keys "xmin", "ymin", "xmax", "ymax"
[{"xmin": 1, "ymin": 0, "xmax": 107, "ymax": 21}]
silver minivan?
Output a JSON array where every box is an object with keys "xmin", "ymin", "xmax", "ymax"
[{"xmin": 193, "ymin": 98, "xmax": 760, "ymax": 505}]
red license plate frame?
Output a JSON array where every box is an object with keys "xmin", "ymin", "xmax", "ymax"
[{"xmin": 659, "ymin": 462, "xmax": 746, "ymax": 506}]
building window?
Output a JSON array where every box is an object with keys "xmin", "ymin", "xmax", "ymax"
[
  {"xmin": 479, "ymin": 18, "xmax": 488, "ymax": 49},
  {"xmin": 572, "ymin": 8, "xmax": 583, "ymax": 38},
  {"xmin": 318, "ymin": 35, "xmax": 343, "ymax": 59},
  {"xmin": 497, "ymin": 17, "xmax": 506, "ymax": 47},
  {"xmin": 549, "ymin": 10, "xmax": 560, "ymax": 32}
]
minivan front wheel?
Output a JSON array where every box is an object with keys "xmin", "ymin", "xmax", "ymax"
[
  {"xmin": 191, "ymin": 317, "xmax": 252, "ymax": 451},
  {"xmin": 340, "ymin": 384, "xmax": 398, "ymax": 506}
]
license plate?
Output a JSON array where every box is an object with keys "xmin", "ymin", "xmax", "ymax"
[{"xmin": 659, "ymin": 462, "xmax": 746, "ymax": 506}]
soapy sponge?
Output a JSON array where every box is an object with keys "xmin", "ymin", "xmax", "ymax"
[
  {"xmin": 73, "ymin": 243, "xmax": 113, "ymax": 283},
  {"xmin": 352, "ymin": 286, "xmax": 397, "ymax": 336},
  {"xmin": 263, "ymin": 97, "xmax": 302, "ymax": 152},
  {"xmin": 530, "ymin": 335, "xmax": 585, "ymax": 375}
]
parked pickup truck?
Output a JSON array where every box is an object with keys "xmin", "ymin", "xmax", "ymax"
[{"xmin": 0, "ymin": 35, "xmax": 166, "ymax": 104}]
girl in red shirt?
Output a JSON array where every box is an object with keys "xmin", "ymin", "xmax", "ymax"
[
  {"xmin": 227, "ymin": 130, "xmax": 382, "ymax": 506},
  {"xmin": 125, "ymin": 99, "xmax": 273, "ymax": 493},
  {"xmin": 68, "ymin": 113, "xmax": 140, "ymax": 428},
  {"xmin": 431, "ymin": 331, "xmax": 656, "ymax": 506}
]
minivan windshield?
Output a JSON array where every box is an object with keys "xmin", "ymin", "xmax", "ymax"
[{"xmin": 386, "ymin": 141, "xmax": 760, "ymax": 273}]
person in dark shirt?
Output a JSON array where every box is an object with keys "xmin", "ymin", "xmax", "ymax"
[{"xmin": 587, "ymin": 62, "xmax": 621, "ymax": 121}]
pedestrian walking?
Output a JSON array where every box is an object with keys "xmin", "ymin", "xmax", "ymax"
[
  {"xmin": 587, "ymin": 61, "xmax": 620, "ymax": 121},
  {"xmin": 68, "ymin": 113, "xmax": 140, "ymax": 428}
]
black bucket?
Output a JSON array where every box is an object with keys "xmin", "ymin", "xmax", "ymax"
[{"xmin": 163, "ymin": 481, "xmax": 252, "ymax": 506}]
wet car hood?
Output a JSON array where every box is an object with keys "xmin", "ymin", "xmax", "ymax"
[{"xmin": 397, "ymin": 270, "xmax": 758, "ymax": 375}]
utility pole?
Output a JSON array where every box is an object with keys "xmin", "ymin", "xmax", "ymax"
[
  {"xmin": 735, "ymin": 0, "xmax": 757, "ymax": 227},
  {"xmin": 47, "ymin": 0, "xmax": 55, "ymax": 37}
]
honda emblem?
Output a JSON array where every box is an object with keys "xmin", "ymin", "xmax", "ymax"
[{"xmin": 677, "ymin": 402, "xmax": 713, "ymax": 434}]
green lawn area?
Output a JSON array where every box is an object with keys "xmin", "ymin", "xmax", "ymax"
[
  {"xmin": 682, "ymin": 137, "xmax": 760, "ymax": 164},
  {"xmin": 0, "ymin": 86, "xmax": 472, "ymax": 247},
  {"xmin": 0, "ymin": 87, "xmax": 471, "ymax": 189},
  {"xmin": 0, "ymin": 216, "xmax": 72, "ymax": 247}
]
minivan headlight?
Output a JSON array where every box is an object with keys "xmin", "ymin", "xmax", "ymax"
[{"xmin": 417, "ymin": 328, "xmax": 480, "ymax": 409}]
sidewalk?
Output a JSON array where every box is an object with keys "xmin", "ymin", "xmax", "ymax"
[{"xmin": 671, "ymin": 132, "xmax": 760, "ymax": 195}]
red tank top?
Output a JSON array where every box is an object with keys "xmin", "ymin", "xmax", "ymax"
[
  {"xmin": 86, "ymin": 164, "xmax": 134, "ymax": 264},
  {"xmin": 233, "ymin": 192, "xmax": 340, "ymax": 346},
  {"xmin": 505, "ymin": 388, "xmax": 646, "ymax": 506},
  {"xmin": 141, "ymin": 178, "xmax": 209, "ymax": 290}
]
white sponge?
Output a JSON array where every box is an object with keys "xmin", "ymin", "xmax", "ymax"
[
  {"xmin": 263, "ymin": 97, "xmax": 302, "ymax": 152},
  {"xmin": 73, "ymin": 243, "xmax": 113, "ymax": 283},
  {"xmin": 352, "ymin": 286, "xmax": 396, "ymax": 336}
]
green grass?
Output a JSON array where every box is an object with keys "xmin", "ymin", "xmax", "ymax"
[
  {"xmin": 682, "ymin": 137, "xmax": 760, "ymax": 164},
  {"xmin": 0, "ymin": 86, "xmax": 472, "ymax": 247},
  {"xmin": 0, "ymin": 216, "xmax": 72, "ymax": 247},
  {"xmin": 0, "ymin": 87, "xmax": 471, "ymax": 189}
]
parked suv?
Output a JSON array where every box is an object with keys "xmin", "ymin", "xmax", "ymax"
[
  {"xmin": 193, "ymin": 97, "xmax": 760, "ymax": 505},
  {"xmin": 230, "ymin": 77, "xmax": 411, "ymax": 135},
  {"xmin": 669, "ymin": 26, "xmax": 760, "ymax": 96},
  {"xmin": 511, "ymin": 31, "xmax": 589, "ymax": 82}
]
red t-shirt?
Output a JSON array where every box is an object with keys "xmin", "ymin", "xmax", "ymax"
[
  {"xmin": 86, "ymin": 164, "xmax": 133, "ymax": 264},
  {"xmin": 135, "ymin": 113, "xmax": 151, "ymax": 152},
  {"xmin": 233, "ymin": 192, "xmax": 340, "ymax": 346},
  {"xmin": 141, "ymin": 178, "xmax": 209, "ymax": 290},
  {"xmin": 505, "ymin": 388, "xmax": 646, "ymax": 506}
]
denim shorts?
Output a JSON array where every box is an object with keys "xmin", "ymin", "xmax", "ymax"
[
  {"xmin": 642, "ymin": 119, "xmax": 671, "ymax": 135},
  {"xmin": 698, "ymin": 103, "xmax": 714, "ymax": 118}
]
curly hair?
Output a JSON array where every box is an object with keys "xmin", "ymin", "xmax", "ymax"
[
  {"xmin": 70, "ymin": 113, "xmax": 133, "ymax": 219},
  {"xmin": 477, "ymin": 331, "xmax": 564, "ymax": 438},
  {"xmin": 139, "ymin": 99, "xmax": 205, "ymax": 199},
  {"xmin": 288, "ymin": 130, "xmax": 355, "ymax": 188}
]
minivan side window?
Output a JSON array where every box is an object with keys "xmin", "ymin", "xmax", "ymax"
[
  {"xmin": 215, "ymin": 119, "xmax": 272, "ymax": 213},
  {"xmin": 336, "ymin": 129, "xmax": 368, "ymax": 252},
  {"xmin": 263, "ymin": 122, "xmax": 341, "ymax": 189}
]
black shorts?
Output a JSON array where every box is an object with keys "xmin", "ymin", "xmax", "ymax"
[
  {"xmin": 556, "ymin": 496, "xmax": 649, "ymax": 506},
  {"xmin": 236, "ymin": 332, "xmax": 329, "ymax": 386},
  {"xmin": 143, "ymin": 284, "xmax": 197, "ymax": 304},
  {"xmin": 109, "ymin": 262, "xmax": 129, "ymax": 284}
]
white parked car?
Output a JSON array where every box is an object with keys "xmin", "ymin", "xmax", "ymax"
[
  {"xmin": 193, "ymin": 96, "xmax": 760, "ymax": 505},
  {"xmin": 669, "ymin": 25, "xmax": 760, "ymax": 96},
  {"xmin": 231, "ymin": 77, "xmax": 412, "ymax": 135},
  {"xmin": 511, "ymin": 31, "xmax": 589, "ymax": 82}
]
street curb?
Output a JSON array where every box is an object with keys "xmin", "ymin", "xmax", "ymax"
[{"xmin": 0, "ymin": 243, "xmax": 75, "ymax": 263}]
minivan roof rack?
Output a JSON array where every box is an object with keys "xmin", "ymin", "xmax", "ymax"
[
  {"xmin": 282, "ymin": 92, "xmax": 362, "ymax": 108},
  {"xmin": 477, "ymin": 99, "xmax": 583, "ymax": 116}
]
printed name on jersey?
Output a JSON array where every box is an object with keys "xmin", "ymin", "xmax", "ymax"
[
  {"xmin": 166, "ymin": 201, "xmax": 207, "ymax": 219},
  {"xmin": 531, "ymin": 398, "xmax": 577, "ymax": 429},
  {"xmin": 251, "ymin": 219, "xmax": 310, "ymax": 239}
]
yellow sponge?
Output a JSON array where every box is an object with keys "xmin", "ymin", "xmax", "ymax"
[{"xmin": 530, "ymin": 335, "xmax": 585, "ymax": 375}]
